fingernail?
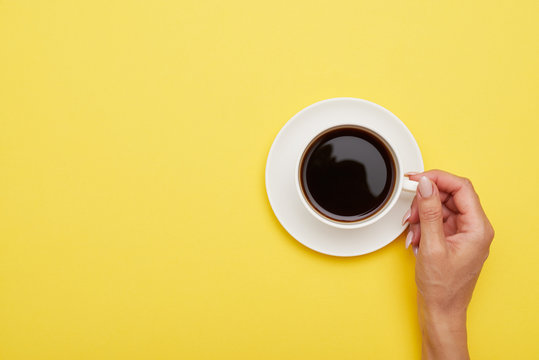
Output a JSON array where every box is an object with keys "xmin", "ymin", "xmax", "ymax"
[
  {"xmin": 405, "ymin": 231, "xmax": 413, "ymax": 249},
  {"xmin": 402, "ymin": 209, "xmax": 411, "ymax": 225},
  {"xmin": 413, "ymin": 246, "xmax": 419, "ymax": 256},
  {"xmin": 405, "ymin": 171, "xmax": 420, "ymax": 177},
  {"xmin": 418, "ymin": 176, "xmax": 433, "ymax": 198}
]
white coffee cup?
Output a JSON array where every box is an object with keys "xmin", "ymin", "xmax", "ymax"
[{"xmin": 295, "ymin": 124, "xmax": 417, "ymax": 230}]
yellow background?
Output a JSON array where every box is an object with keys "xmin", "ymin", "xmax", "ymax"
[{"xmin": 1, "ymin": 1, "xmax": 538, "ymax": 359}]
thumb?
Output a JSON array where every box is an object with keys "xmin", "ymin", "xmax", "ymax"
[{"xmin": 417, "ymin": 176, "xmax": 445, "ymax": 251}]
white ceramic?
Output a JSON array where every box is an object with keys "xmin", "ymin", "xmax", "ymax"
[
  {"xmin": 265, "ymin": 98, "xmax": 424, "ymax": 256},
  {"xmin": 295, "ymin": 124, "xmax": 418, "ymax": 230}
]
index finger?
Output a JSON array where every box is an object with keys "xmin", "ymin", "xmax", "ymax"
[{"xmin": 407, "ymin": 170, "xmax": 480, "ymax": 215}]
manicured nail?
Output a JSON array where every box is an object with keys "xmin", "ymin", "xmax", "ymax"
[
  {"xmin": 418, "ymin": 176, "xmax": 433, "ymax": 198},
  {"xmin": 402, "ymin": 209, "xmax": 411, "ymax": 225},
  {"xmin": 405, "ymin": 171, "xmax": 420, "ymax": 177},
  {"xmin": 405, "ymin": 231, "xmax": 413, "ymax": 249},
  {"xmin": 413, "ymin": 246, "xmax": 419, "ymax": 256}
]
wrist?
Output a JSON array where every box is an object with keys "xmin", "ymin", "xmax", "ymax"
[
  {"xmin": 421, "ymin": 307, "xmax": 467, "ymax": 337},
  {"xmin": 421, "ymin": 305, "xmax": 467, "ymax": 329},
  {"xmin": 419, "ymin": 305, "xmax": 469, "ymax": 359}
]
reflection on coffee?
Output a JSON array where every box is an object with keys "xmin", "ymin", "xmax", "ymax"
[{"xmin": 299, "ymin": 126, "xmax": 395, "ymax": 222}]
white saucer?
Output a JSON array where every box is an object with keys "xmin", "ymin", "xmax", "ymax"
[{"xmin": 265, "ymin": 98, "xmax": 423, "ymax": 257}]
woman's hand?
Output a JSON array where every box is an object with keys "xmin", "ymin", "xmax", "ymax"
[{"xmin": 402, "ymin": 170, "xmax": 494, "ymax": 360}]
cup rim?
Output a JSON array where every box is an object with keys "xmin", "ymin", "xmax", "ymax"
[{"xmin": 295, "ymin": 124, "xmax": 405, "ymax": 230}]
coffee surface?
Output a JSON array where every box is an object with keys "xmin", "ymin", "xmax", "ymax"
[{"xmin": 300, "ymin": 126, "xmax": 395, "ymax": 222}]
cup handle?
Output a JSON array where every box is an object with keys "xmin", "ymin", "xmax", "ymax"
[{"xmin": 402, "ymin": 178, "xmax": 418, "ymax": 193}]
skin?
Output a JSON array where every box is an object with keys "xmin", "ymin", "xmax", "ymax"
[{"xmin": 403, "ymin": 170, "xmax": 495, "ymax": 360}]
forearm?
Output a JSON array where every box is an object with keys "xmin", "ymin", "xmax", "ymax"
[{"xmin": 419, "ymin": 304, "xmax": 469, "ymax": 360}]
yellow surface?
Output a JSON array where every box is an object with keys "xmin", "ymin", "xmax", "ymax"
[{"xmin": 1, "ymin": 1, "xmax": 538, "ymax": 359}]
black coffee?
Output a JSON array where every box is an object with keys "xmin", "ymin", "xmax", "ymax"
[{"xmin": 300, "ymin": 126, "xmax": 395, "ymax": 222}]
